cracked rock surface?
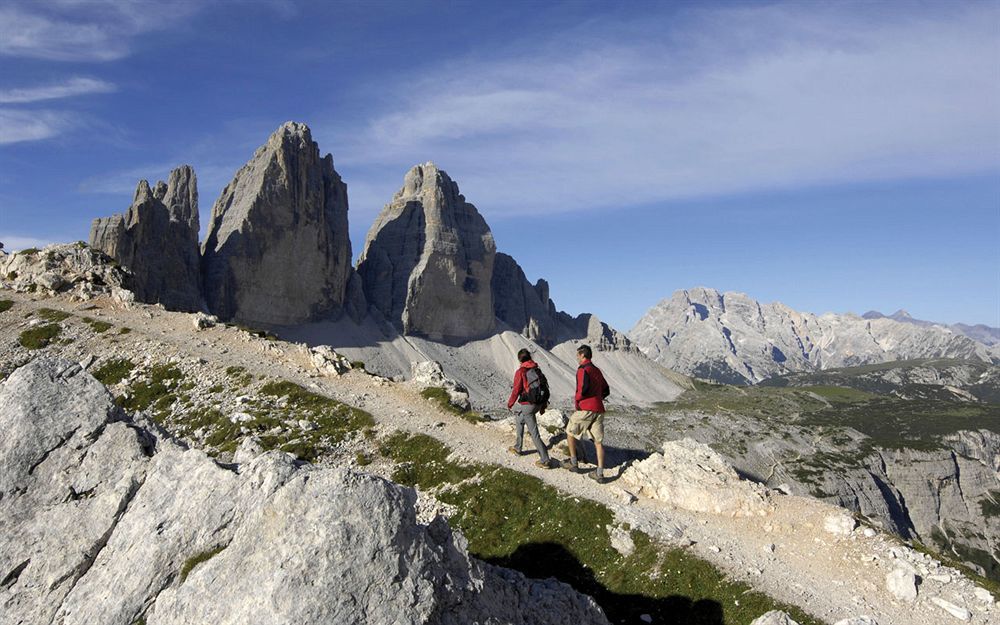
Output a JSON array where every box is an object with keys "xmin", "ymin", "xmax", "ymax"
[{"xmin": 0, "ymin": 358, "xmax": 608, "ymax": 625}]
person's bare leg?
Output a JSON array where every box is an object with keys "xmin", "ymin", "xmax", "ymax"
[
  {"xmin": 561, "ymin": 434, "xmax": 580, "ymax": 471},
  {"xmin": 595, "ymin": 442, "xmax": 605, "ymax": 471}
]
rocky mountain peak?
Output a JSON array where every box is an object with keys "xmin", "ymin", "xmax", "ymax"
[
  {"xmin": 201, "ymin": 121, "xmax": 354, "ymax": 326},
  {"xmin": 88, "ymin": 165, "xmax": 203, "ymax": 312},
  {"xmin": 162, "ymin": 164, "xmax": 198, "ymax": 231},
  {"xmin": 357, "ymin": 162, "xmax": 496, "ymax": 343}
]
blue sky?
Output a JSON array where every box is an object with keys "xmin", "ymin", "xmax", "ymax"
[{"xmin": 1, "ymin": 0, "xmax": 998, "ymax": 330}]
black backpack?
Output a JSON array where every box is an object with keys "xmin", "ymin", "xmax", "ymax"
[{"xmin": 520, "ymin": 367, "xmax": 551, "ymax": 406}]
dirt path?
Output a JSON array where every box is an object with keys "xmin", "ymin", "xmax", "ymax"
[{"xmin": 2, "ymin": 291, "xmax": 997, "ymax": 625}]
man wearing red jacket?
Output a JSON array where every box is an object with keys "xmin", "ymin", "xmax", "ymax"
[
  {"xmin": 561, "ymin": 344, "xmax": 611, "ymax": 483},
  {"xmin": 506, "ymin": 348, "xmax": 552, "ymax": 468}
]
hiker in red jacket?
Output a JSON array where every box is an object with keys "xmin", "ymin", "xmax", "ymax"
[
  {"xmin": 506, "ymin": 348, "xmax": 552, "ymax": 469},
  {"xmin": 560, "ymin": 344, "xmax": 611, "ymax": 483}
]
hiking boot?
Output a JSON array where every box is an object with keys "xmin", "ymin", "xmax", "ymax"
[
  {"xmin": 587, "ymin": 469, "xmax": 607, "ymax": 484},
  {"xmin": 559, "ymin": 458, "xmax": 580, "ymax": 472},
  {"xmin": 507, "ymin": 446, "xmax": 521, "ymax": 456},
  {"xmin": 535, "ymin": 459, "xmax": 553, "ymax": 469}
]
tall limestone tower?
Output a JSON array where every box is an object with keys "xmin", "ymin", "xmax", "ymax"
[
  {"xmin": 201, "ymin": 122, "xmax": 354, "ymax": 326},
  {"xmin": 357, "ymin": 163, "xmax": 496, "ymax": 343}
]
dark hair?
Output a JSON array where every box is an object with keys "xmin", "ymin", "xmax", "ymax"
[
  {"xmin": 577, "ymin": 344, "xmax": 592, "ymax": 360},
  {"xmin": 517, "ymin": 348, "xmax": 532, "ymax": 363}
]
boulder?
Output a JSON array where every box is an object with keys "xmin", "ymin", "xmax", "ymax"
[
  {"xmin": 309, "ymin": 345, "xmax": 352, "ymax": 376},
  {"xmin": 410, "ymin": 360, "xmax": 471, "ymax": 412},
  {"xmin": 201, "ymin": 122, "xmax": 354, "ymax": 326},
  {"xmin": 89, "ymin": 166, "xmax": 204, "ymax": 312},
  {"xmin": 620, "ymin": 438, "xmax": 771, "ymax": 517},
  {"xmin": 930, "ymin": 597, "xmax": 972, "ymax": 620},
  {"xmin": 0, "ymin": 358, "xmax": 610, "ymax": 625},
  {"xmin": 357, "ymin": 163, "xmax": 496, "ymax": 343},
  {"xmin": 885, "ymin": 567, "xmax": 918, "ymax": 602},
  {"xmin": 823, "ymin": 513, "xmax": 857, "ymax": 536},
  {"xmin": 750, "ymin": 611, "xmax": 800, "ymax": 625}
]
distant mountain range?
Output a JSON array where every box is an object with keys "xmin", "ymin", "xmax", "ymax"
[
  {"xmin": 862, "ymin": 309, "xmax": 1000, "ymax": 347},
  {"xmin": 630, "ymin": 287, "xmax": 999, "ymax": 384}
]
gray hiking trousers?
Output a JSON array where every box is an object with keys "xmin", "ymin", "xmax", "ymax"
[{"xmin": 513, "ymin": 403, "xmax": 549, "ymax": 463}]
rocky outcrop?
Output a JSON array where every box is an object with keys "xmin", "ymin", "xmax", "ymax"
[
  {"xmin": 0, "ymin": 243, "xmax": 130, "ymax": 302},
  {"xmin": 88, "ymin": 166, "xmax": 203, "ymax": 312},
  {"xmin": 0, "ymin": 358, "xmax": 609, "ymax": 625},
  {"xmin": 630, "ymin": 287, "xmax": 999, "ymax": 384},
  {"xmin": 201, "ymin": 122, "xmax": 354, "ymax": 326},
  {"xmin": 621, "ymin": 438, "xmax": 772, "ymax": 518},
  {"xmin": 357, "ymin": 163, "xmax": 496, "ymax": 343},
  {"xmin": 492, "ymin": 252, "xmax": 636, "ymax": 352},
  {"xmin": 491, "ymin": 252, "xmax": 560, "ymax": 347}
]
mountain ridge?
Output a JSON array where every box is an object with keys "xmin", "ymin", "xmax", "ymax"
[{"xmin": 630, "ymin": 287, "xmax": 999, "ymax": 384}]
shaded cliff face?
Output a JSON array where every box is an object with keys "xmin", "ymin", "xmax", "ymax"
[
  {"xmin": 357, "ymin": 163, "xmax": 496, "ymax": 343},
  {"xmin": 201, "ymin": 122, "xmax": 353, "ymax": 326},
  {"xmin": 88, "ymin": 165, "xmax": 203, "ymax": 312},
  {"xmin": 491, "ymin": 252, "xmax": 636, "ymax": 352},
  {"xmin": 631, "ymin": 287, "xmax": 999, "ymax": 384}
]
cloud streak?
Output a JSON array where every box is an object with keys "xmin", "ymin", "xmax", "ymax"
[
  {"xmin": 0, "ymin": 77, "xmax": 116, "ymax": 104},
  {"xmin": 0, "ymin": 0, "xmax": 206, "ymax": 61},
  {"xmin": 0, "ymin": 109, "xmax": 74, "ymax": 145},
  {"xmin": 334, "ymin": 3, "xmax": 1000, "ymax": 219}
]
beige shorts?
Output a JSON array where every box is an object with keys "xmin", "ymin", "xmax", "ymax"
[{"xmin": 566, "ymin": 410, "xmax": 604, "ymax": 444}]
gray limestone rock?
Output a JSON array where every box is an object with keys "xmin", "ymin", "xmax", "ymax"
[
  {"xmin": 630, "ymin": 287, "xmax": 999, "ymax": 384},
  {"xmin": 491, "ymin": 252, "xmax": 637, "ymax": 352},
  {"xmin": 357, "ymin": 163, "xmax": 496, "ymax": 343},
  {"xmin": 88, "ymin": 165, "xmax": 204, "ymax": 312},
  {"xmin": 0, "ymin": 358, "xmax": 608, "ymax": 625},
  {"xmin": 201, "ymin": 121, "xmax": 353, "ymax": 326},
  {"xmin": 0, "ymin": 243, "xmax": 129, "ymax": 301}
]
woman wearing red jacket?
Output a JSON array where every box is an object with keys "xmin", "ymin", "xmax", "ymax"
[{"xmin": 506, "ymin": 348, "xmax": 552, "ymax": 468}]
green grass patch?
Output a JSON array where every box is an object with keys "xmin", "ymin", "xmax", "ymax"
[
  {"xmin": 36, "ymin": 308, "xmax": 71, "ymax": 322},
  {"xmin": 420, "ymin": 386, "xmax": 483, "ymax": 423},
  {"xmin": 379, "ymin": 431, "xmax": 819, "ymax": 624},
  {"xmin": 350, "ymin": 360, "xmax": 365, "ymax": 370},
  {"xmin": 0, "ymin": 299, "xmax": 13, "ymax": 313},
  {"xmin": 93, "ymin": 358, "xmax": 135, "ymax": 385},
  {"xmin": 118, "ymin": 363, "xmax": 185, "ymax": 414},
  {"xmin": 16, "ymin": 248, "xmax": 39, "ymax": 256},
  {"xmin": 179, "ymin": 545, "xmax": 226, "ymax": 582},
  {"xmin": 82, "ymin": 317, "xmax": 113, "ymax": 333},
  {"xmin": 119, "ymin": 327, "xmax": 132, "ymax": 334},
  {"xmin": 18, "ymin": 323, "xmax": 61, "ymax": 349},
  {"xmin": 226, "ymin": 365, "xmax": 253, "ymax": 386}
]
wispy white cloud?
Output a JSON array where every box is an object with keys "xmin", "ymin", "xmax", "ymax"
[
  {"xmin": 0, "ymin": 0, "xmax": 297, "ymax": 62},
  {"xmin": 0, "ymin": 0, "xmax": 205, "ymax": 61},
  {"xmin": 0, "ymin": 234, "xmax": 56, "ymax": 252},
  {"xmin": 0, "ymin": 109, "xmax": 74, "ymax": 144},
  {"xmin": 333, "ymin": 3, "xmax": 1000, "ymax": 218},
  {"xmin": 0, "ymin": 77, "xmax": 116, "ymax": 104}
]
